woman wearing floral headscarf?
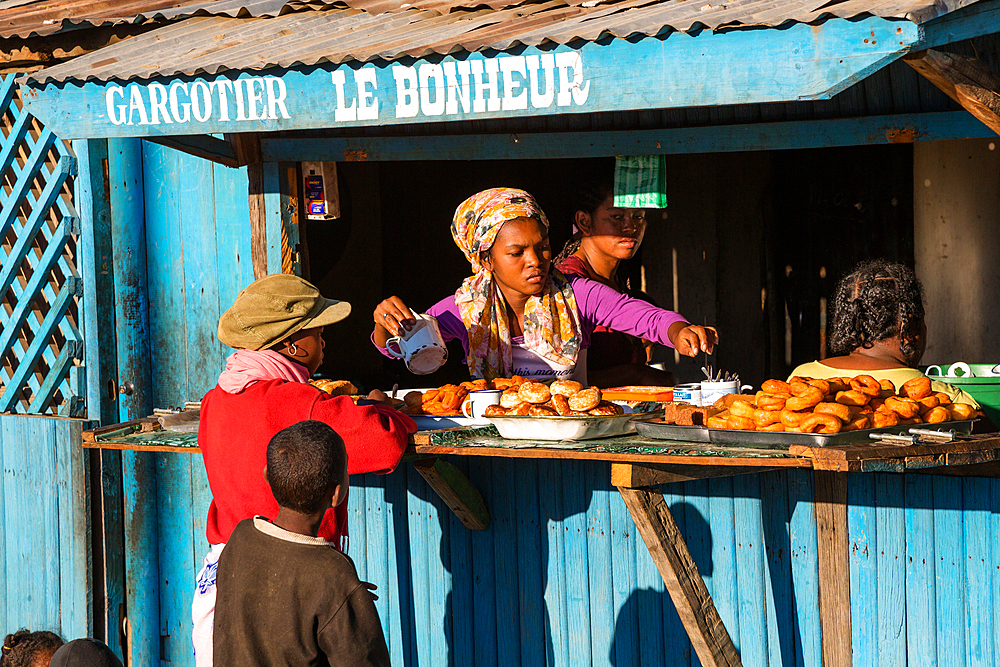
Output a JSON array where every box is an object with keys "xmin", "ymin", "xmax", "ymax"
[{"xmin": 372, "ymin": 188, "xmax": 717, "ymax": 382}]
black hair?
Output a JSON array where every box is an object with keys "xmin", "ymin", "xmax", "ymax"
[
  {"xmin": 2, "ymin": 630, "xmax": 63, "ymax": 667},
  {"xmin": 828, "ymin": 259, "xmax": 925, "ymax": 361},
  {"xmin": 553, "ymin": 177, "xmax": 614, "ymax": 266},
  {"xmin": 266, "ymin": 420, "xmax": 346, "ymax": 514}
]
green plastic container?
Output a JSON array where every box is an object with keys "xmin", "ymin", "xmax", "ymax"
[{"xmin": 923, "ymin": 363, "xmax": 1000, "ymax": 425}]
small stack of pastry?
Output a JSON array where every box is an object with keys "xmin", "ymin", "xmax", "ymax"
[
  {"xmin": 309, "ymin": 379, "xmax": 358, "ymax": 397},
  {"xmin": 702, "ymin": 375, "xmax": 977, "ymax": 434},
  {"xmin": 481, "ymin": 380, "xmax": 624, "ymax": 417}
]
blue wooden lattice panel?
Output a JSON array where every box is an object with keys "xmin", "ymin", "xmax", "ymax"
[{"xmin": 0, "ymin": 74, "xmax": 83, "ymax": 415}]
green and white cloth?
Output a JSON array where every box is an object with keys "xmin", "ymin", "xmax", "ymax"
[{"xmin": 614, "ymin": 155, "xmax": 667, "ymax": 208}]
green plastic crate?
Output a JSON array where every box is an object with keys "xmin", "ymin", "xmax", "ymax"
[{"xmin": 924, "ymin": 363, "xmax": 1000, "ymax": 425}]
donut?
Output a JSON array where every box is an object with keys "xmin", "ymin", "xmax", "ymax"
[
  {"xmin": 785, "ymin": 383, "xmax": 823, "ymax": 411},
  {"xmin": 550, "ymin": 394, "xmax": 572, "ymax": 416},
  {"xmin": 759, "ymin": 422, "xmax": 786, "ymax": 432},
  {"xmin": 872, "ymin": 411, "xmax": 899, "ymax": 428},
  {"xmin": 799, "ymin": 413, "xmax": 843, "ymax": 434},
  {"xmin": 879, "ymin": 379, "xmax": 897, "ymax": 393},
  {"xmin": 900, "ymin": 376, "xmax": 933, "ymax": 400},
  {"xmin": 780, "ymin": 410, "xmax": 808, "ymax": 428},
  {"xmin": 884, "ymin": 396, "xmax": 920, "ymax": 419},
  {"xmin": 529, "ymin": 405, "xmax": 559, "ymax": 417},
  {"xmin": 491, "ymin": 378, "xmax": 516, "ymax": 390},
  {"xmin": 814, "ymin": 402, "xmax": 851, "ymax": 421},
  {"xmin": 826, "ymin": 378, "xmax": 851, "ymax": 394},
  {"xmin": 500, "ymin": 388, "xmax": 523, "ymax": 409},
  {"xmin": 924, "ymin": 406, "xmax": 951, "ymax": 423},
  {"xmin": 806, "ymin": 378, "xmax": 831, "ymax": 396},
  {"xmin": 549, "ymin": 380, "xmax": 583, "ymax": 397},
  {"xmin": 568, "ymin": 387, "xmax": 601, "ymax": 412},
  {"xmin": 762, "ymin": 379, "xmax": 792, "ymax": 394},
  {"xmin": 756, "ymin": 393, "xmax": 789, "ymax": 411},
  {"xmin": 835, "ymin": 390, "xmax": 869, "ymax": 407},
  {"xmin": 729, "ymin": 400, "xmax": 756, "ymax": 419},
  {"xmin": 949, "ymin": 403, "xmax": 976, "ymax": 420},
  {"xmin": 933, "ymin": 392, "xmax": 952, "ymax": 405},
  {"xmin": 706, "ymin": 416, "xmax": 730, "ymax": 429},
  {"xmin": 508, "ymin": 401, "xmax": 532, "ymax": 416},
  {"xmin": 588, "ymin": 402, "xmax": 621, "ymax": 416},
  {"xmin": 917, "ymin": 395, "xmax": 940, "ymax": 415},
  {"xmin": 850, "ymin": 375, "xmax": 882, "ymax": 397},
  {"xmin": 483, "ymin": 404, "xmax": 508, "ymax": 416},
  {"xmin": 727, "ymin": 415, "xmax": 756, "ymax": 430},
  {"xmin": 518, "ymin": 382, "xmax": 551, "ymax": 404},
  {"xmin": 753, "ymin": 409, "xmax": 783, "ymax": 427},
  {"xmin": 841, "ymin": 415, "xmax": 872, "ymax": 432}
]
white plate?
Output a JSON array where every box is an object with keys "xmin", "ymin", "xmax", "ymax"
[{"xmin": 486, "ymin": 412, "xmax": 656, "ymax": 441}]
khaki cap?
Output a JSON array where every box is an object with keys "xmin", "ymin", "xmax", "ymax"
[{"xmin": 218, "ymin": 274, "xmax": 352, "ymax": 350}]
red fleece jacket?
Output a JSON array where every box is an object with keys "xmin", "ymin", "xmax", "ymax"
[{"xmin": 199, "ymin": 379, "xmax": 416, "ymax": 546}]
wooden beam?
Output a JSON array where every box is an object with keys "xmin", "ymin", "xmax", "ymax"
[
  {"xmin": 412, "ymin": 457, "xmax": 490, "ymax": 530},
  {"xmin": 916, "ymin": 0, "xmax": 1000, "ymax": 50},
  {"xmin": 904, "ymin": 49, "xmax": 1000, "ymax": 135},
  {"xmin": 611, "ymin": 462, "xmax": 780, "ymax": 487},
  {"xmin": 617, "ymin": 486, "xmax": 742, "ymax": 667},
  {"xmin": 227, "ymin": 133, "xmax": 268, "ymax": 278},
  {"xmin": 814, "ymin": 470, "xmax": 853, "ymax": 667},
  {"xmin": 143, "ymin": 134, "xmax": 238, "ymax": 167}
]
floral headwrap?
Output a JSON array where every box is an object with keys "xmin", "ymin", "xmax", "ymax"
[{"xmin": 451, "ymin": 188, "xmax": 582, "ymax": 381}]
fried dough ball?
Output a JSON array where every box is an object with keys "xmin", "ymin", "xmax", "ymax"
[
  {"xmin": 814, "ymin": 402, "xmax": 851, "ymax": 421},
  {"xmin": 924, "ymin": 406, "xmax": 951, "ymax": 423},
  {"xmin": 550, "ymin": 394, "xmax": 572, "ymax": 416},
  {"xmin": 786, "ymin": 383, "xmax": 823, "ymax": 411},
  {"xmin": 827, "ymin": 378, "xmax": 851, "ymax": 394},
  {"xmin": 835, "ymin": 390, "xmax": 869, "ymax": 407},
  {"xmin": 933, "ymin": 392, "xmax": 952, "ymax": 405},
  {"xmin": 403, "ymin": 391, "xmax": 424, "ymax": 408},
  {"xmin": 799, "ymin": 413, "xmax": 843, "ymax": 434},
  {"xmin": 884, "ymin": 396, "xmax": 920, "ymax": 419},
  {"xmin": 483, "ymin": 404, "xmax": 508, "ymax": 416},
  {"xmin": 780, "ymin": 410, "xmax": 808, "ymax": 429},
  {"xmin": 872, "ymin": 411, "xmax": 899, "ymax": 428},
  {"xmin": 841, "ymin": 415, "xmax": 872, "ymax": 432},
  {"xmin": 756, "ymin": 393, "xmax": 789, "ymax": 411},
  {"xmin": 753, "ymin": 409, "xmax": 783, "ymax": 427},
  {"xmin": 549, "ymin": 380, "xmax": 583, "ymax": 397},
  {"xmin": 588, "ymin": 402, "xmax": 622, "ymax": 416},
  {"xmin": 727, "ymin": 416, "xmax": 756, "ymax": 430},
  {"xmin": 900, "ymin": 376, "xmax": 933, "ymax": 400},
  {"xmin": 529, "ymin": 404, "xmax": 558, "ymax": 417},
  {"xmin": 916, "ymin": 395, "xmax": 940, "ymax": 415},
  {"xmin": 949, "ymin": 403, "xmax": 976, "ymax": 420},
  {"xmin": 806, "ymin": 378, "xmax": 831, "ymax": 396},
  {"xmin": 568, "ymin": 387, "xmax": 601, "ymax": 412},
  {"xmin": 879, "ymin": 379, "xmax": 896, "ymax": 393},
  {"xmin": 729, "ymin": 400, "xmax": 756, "ymax": 419},
  {"xmin": 762, "ymin": 379, "xmax": 792, "ymax": 394},
  {"xmin": 508, "ymin": 401, "xmax": 532, "ymax": 416},
  {"xmin": 706, "ymin": 416, "xmax": 730, "ymax": 429},
  {"xmin": 850, "ymin": 375, "xmax": 882, "ymax": 397},
  {"xmin": 500, "ymin": 388, "xmax": 523, "ymax": 409},
  {"xmin": 518, "ymin": 382, "xmax": 551, "ymax": 404}
]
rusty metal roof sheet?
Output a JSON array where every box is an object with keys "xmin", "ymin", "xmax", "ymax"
[{"xmin": 21, "ymin": 0, "xmax": 982, "ymax": 84}]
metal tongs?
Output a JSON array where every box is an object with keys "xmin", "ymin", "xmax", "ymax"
[
  {"xmin": 869, "ymin": 427, "xmax": 962, "ymax": 446},
  {"xmin": 701, "ymin": 365, "xmax": 739, "ymax": 386}
]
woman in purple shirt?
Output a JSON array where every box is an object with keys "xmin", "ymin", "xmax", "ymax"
[{"xmin": 372, "ymin": 188, "xmax": 717, "ymax": 384}]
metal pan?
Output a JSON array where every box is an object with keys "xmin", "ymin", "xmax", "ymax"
[
  {"xmin": 632, "ymin": 419, "xmax": 711, "ymax": 443},
  {"xmin": 705, "ymin": 420, "xmax": 975, "ymax": 449}
]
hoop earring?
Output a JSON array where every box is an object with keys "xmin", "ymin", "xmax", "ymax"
[{"xmin": 288, "ymin": 343, "xmax": 299, "ymax": 356}]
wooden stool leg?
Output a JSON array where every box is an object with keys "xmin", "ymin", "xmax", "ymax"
[
  {"xmin": 618, "ymin": 486, "xmax": 743, "ymax": 667},
  {"xmin": 413, "ymin": 457, "xmax": 490, "ymax": 530}
]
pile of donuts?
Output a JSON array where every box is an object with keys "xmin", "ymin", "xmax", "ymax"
[
  {"xmin": 482, "ymin": 380, "xmax": 624, "ymax": 418},
  {"xmin": 706, "ymin": 375, "xmax": 978, "ymax": 434},
  {"xmin": 401, "ymin": 378, "xmax": 497, "ymax": 415}
]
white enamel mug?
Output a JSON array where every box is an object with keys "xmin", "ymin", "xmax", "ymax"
[
  {"xmin": 386, "ymin": 314, "xmax": 448, "ymax": 375},
  {"xmin": 461, "ymin": 389, "xmax": 502, "ymax": 423}
]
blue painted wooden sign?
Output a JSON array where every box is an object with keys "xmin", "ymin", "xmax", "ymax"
[{"xmin": 20, "ymin": 17, "xmax": 919, "ymax": 140}]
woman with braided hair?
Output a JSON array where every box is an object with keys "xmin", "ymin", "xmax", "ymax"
[
  {"xmin": 1, "ymin": 629, "xmax": 63, "ymax": 667},
  {"xmin": 788, "ymin": 259, "xmax": 978, "ymax": 406}
]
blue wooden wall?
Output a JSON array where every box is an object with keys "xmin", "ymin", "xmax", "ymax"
[{"xmin": 0, "ymin": 413, "xmax": 90, "ymax": 640}]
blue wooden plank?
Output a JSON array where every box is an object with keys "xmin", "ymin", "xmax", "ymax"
[
  {"xmin": 155, "ymin": 453, "xmax": 195, "ymax": 667},
  {"xmin": 55, "ymin": 419, "xmax": 91, "ymax": 637},
  {"xmin": 35, "ymin": 417, "xmax": 61, "ymax": 627},
  {"xmin": 405, "ymin": 468, "xmax": 433, "ymax": 664},
  {"xmin": 425, "ymin": 472, "xmax": 451, "ymax": 666},
  {"xmin": 0, "ymin": 418, "xmax": 6, "ymax": 634},
  {"xmin": 514, "ymin": 459, "xmax": 544, "ymax": 667},
  {"xmin": 540, "ymin": 459, "xmax": 570, "ymax": 667},
  {"xmin": 260, "ymin": 111, "xmax": 996, "ymax": 163},
  {"xmin": 586, "ymin": 464, "xmax": 615, "ymax": 667},
  {"xmin": 788, "ymin": 468, "xmax": 821, "ymax": 667},
  {"xmin": 962, "ymin": 477, "xmax": 995, "ymax": 667},
  {"xmin": 561, "ymin": 461, "xmax": 592, "ymax": 666},
  {"xmin": 904, "ymin": 475, "xmax": 938, "ymax": 666},
  {"xmin": 706, "ymin": 477, "xmax": 741, "ymax": 659},
  {"xmin": 610, "ymin": 478, "xmax": 639, "ymax": 667},
  {"xmin": 263, "ymin": 161, "xmax": 284, "ymax": 274},
  {"xmin": 993, "ymin": 478, "xmax": 1000, "ymax": 667},
  {"xmin": 918, "ymin": 0, "xmax": 1000, "ymax": 49},
  {"xmin": 383, "ymin": 469, "xmax": 409, "ymax": 667},
  {"xmin": 760, "ymin": 471, "xmax": 794, "ymax": 667},
  {"xmin": 932, "ymin": 476, "xmax": 966, "ymax": 667},
  {"xmin": 491, "ymin": 459, "xmax": 522, "ymax": 663},
  {"xmin": 685, "ymin": 482, "xmax": 715, "ymax": 666},
  {"xmin": 359, "ymin": 476, "xmax": 387, "ymax": 631},
  {"xmin": 733, "ymin": 473, "xmax": 768, "ymax": 666},
  {"xmin": 122, "ymin": 450, "xmax": 161, "ymax": 666},
  {"xmin": 848, "ymin": 472, "xmax": 877, "ymax": 667},
  {"xmin": 875, "ymin": 474, "xmax": 906, "ymax": 667},
  {"xmin": 468, "ymin": 457, "xmax": 497, "ymax": 667},
  {"xmin": 634, "ymin": 483, "xmax": 666, "ymax": 667},
  {"xmin": 211, "ymin": 163, "xmax": 253, "ymax": 315},
  {"xmin": 661, "ymin": 485, "xmax": 690, "ymax": 667}
]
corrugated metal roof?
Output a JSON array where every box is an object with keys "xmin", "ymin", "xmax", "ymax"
[
  {"xmin": 0, "ymin": 0, "xmax": 336, "ymax": 39},
  {"xmin": 21, "ymin": 0, "xmax": 981, "ymax": 84}
]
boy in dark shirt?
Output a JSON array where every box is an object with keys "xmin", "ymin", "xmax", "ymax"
[{"xmin": 213, "ymin": 420, "xmax": 389, "ymax": 666}]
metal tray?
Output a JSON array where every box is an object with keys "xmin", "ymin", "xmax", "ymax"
[
  {"xmin": 487, "ymin": 412, "xmax": 658, "ymax": 441},
  {"xmin": 411, "ymin": 415, "xmax": 480, "ymax": 430},
  {"xmin": 705, "ymin": 420, "xmax": 975, "ymax": 449},
  {"xmin": 632, "ymin": 419, "xmax": 711, "ymax": 443}
]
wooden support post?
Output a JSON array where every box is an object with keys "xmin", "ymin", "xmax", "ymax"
[
  {"xmin": 617, "ymin": 486, "xmax": 742, "ymax": 667},
  {"xmin": 227, "ymin": 133, "xmax": 268, "ymax": 278},
  {"xmin": 814, "ymin": 470, "xmax": 852, "ymax": 667},
  {"xmin": 904, "ymin": 49, "xmax": 1000, "ymax": 135},
  {"xmin": 412, "ymin": 457, "xmax": 490, "ymax": 530}
]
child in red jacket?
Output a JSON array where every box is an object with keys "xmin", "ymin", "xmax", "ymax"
[{"xmin": 192, "ymin": 274, "xmax": 415, "ymax": 667}]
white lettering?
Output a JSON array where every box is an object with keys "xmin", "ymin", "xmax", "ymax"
[
  {"xmin": 331, "ymin": 71, "xmax": 357, "ymax": 122},
  {"xmin": 443, "ymin": 62, "xmax": 472, "ymax": 115},
  {"xmin": 526, "ymin": 54, "xmax": 555, "ymax": 108},
  {"xmin": 354, "ymin": 68, "xmax": 378, "ymax": 121},
  {"xmin": 211, "ymin": 79, "xmax": 234, "ymax": 121},
  {"xmin": 169, "ymin": 82, "xmax": 191, "ymax": 123},
  {"xmin": 499, "ymin": 56, "xmax": 528, "ymax": 111},
  {"xmin": 266, "ymin": 77, "xmax": 290, "ymax": 119},
  {"xmin": 472, "ymin": 59, "xmax": 501, "ymax": 113},
  {"xmin": 556, "ymin": 52, "xmax": 590, "ymax": 107},
  {"xmin": 244, "ymin": 78, "xmax": 265, "ymax": 121},
  {"xmin": 233, "ymin": 78, "xmax": 247, "ymax": 121},
  {"xmin": 418, "ymin": 64, "xmax": 446, "ymax": 116},
  {"xmin": 392, "ymin": 65, "xmax": 419, "ymax": 118},
  {"xmin": 190, "ymin": 81, "xmax": 212, "ymax": 122},
  {"xmin": 147, "ymin": 83, "xmax": 171, "ymax": 124},
  {"xmin": 127, "ymin": 86, "xmax": 150, "ymax": 126},
  {"xmin": 106, "ymin": 86, "xmax": 127, "ymax": 126}
]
